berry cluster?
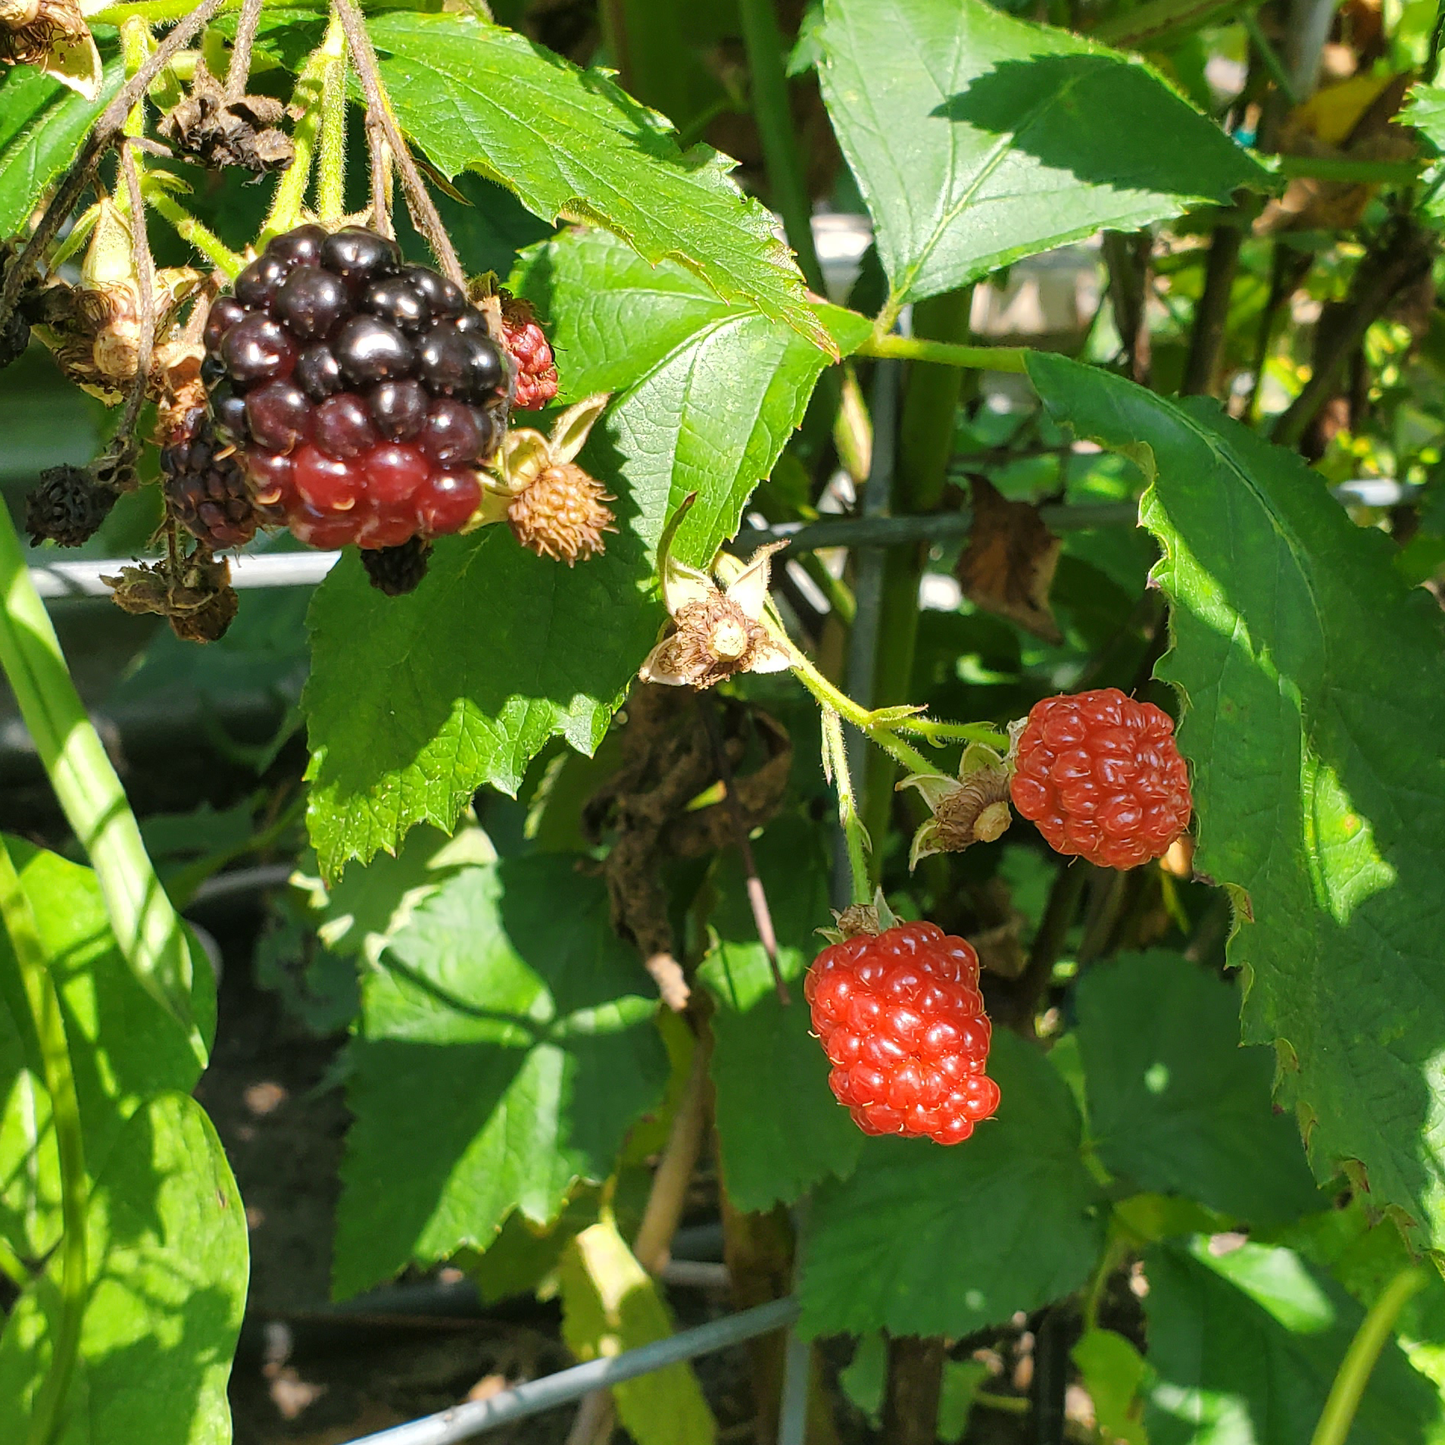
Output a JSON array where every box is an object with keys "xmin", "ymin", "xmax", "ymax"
[
  {"xmin": 1010, "ymin": 687, "xmax": 1192, "ymax": 870},
  {"xmin": 204, "ymin": 224, "xmax": 508, "ymax": 551},
  {"xmin": 806, "ymin": 922, "xmax": 999, "ymax": 1145}
]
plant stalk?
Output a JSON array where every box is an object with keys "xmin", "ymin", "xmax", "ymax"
[
  {"xmin": 1310, "ymin": 1268, "xmax": 1426, "ymax": 1445},
  {"xmin": 0, "ymin": 508, "xmax": 199, "ymax": 1053},
  {"xmin": 857, "ymin": 333, "xmax": 1029, "ymax": 373},
  {"xmin": 0, "ymin": 839, "xmax": 87, "ymax": 1445},
  {"xmin": 822, "ymin": 708, "xmax": 871, "ymax": 906}
]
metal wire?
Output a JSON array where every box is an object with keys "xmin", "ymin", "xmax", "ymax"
[{"xmin": 345, "ymin": 1297, "xmax": 800, "ymax": 1445}]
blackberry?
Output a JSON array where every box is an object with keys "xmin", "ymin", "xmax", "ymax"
[
  {"xmin": 25, "ymin": 464, "xmax": 117, "ymax": 547},
  {"xmin": 161, "ymin": 410, "xmax": 259, "ymax": 551},
  {"xmin": 204, "ymin": 224, "xmax": 510, "ymax": 559},
  {"xmin": 361, "ymin": 536, "xmax": 432, "ymax": 595}
]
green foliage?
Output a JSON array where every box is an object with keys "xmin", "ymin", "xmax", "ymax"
[
  {"xmin": 1145, "ymin": 1239, "xmax": 1444, "ymax": 1444},
  {"xmin": 698, "ymin": 817, "xmax": 863, "ymax": 1211},
  {"xmin": 368, "ymin": 11, "xmax": 833, "ymax": 353},
  {"xmin": 304, "ymin": 230, "xmax": 861, "ymax": 876},
  {"xmin": 0, "ymin": 1093, "xmax": 248, "ymax": 1445},
  {"xmin": 332, "ymin": 853, "xmax": 669, "ymax": 1297},
  {"xmin": 1074, "ymin": 950, "xmax": 1325, "ymax": 1224},
  {"xmin": 1029, "ymin": 354, "xmax": 1445, "ymax": 1255},
  {"xmin": 797, "ymin": 1029, "xmax": 1104, "ymax": 1338},
  {"xmin": 815, "ymin": 0, "xmax": 1266, "ymax": 311}
]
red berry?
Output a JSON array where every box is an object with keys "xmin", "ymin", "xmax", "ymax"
[
  {"xmin": 313, "ymin": 393, "xmax": 379, "ymax": 459},
  {"xmin": 244, "ymin": 379, "xmax": 312, "ymax": 453},
  {"xmin": 805, "ymin": 922, "xmax": 998, "ymax": 1145},
  {"xmin": 501, "ymin": 300, "xmax": 558, "ymax": 411},
  {"xmin": 415, "ymin": 470, "xmax": 480, "ymax": 535},
  {"xmin": 1009, "ymin": 687, "xmax": 1192, "ymax": 870},
  {"xmin": 293, "ymin": 444, "xmax": 362, "ymax": 512},
  {"xmin": 362, "ymin": 443, "xmax": 430, "ymax": 508},
  {"xmin": 287, "ymin": 500, "xmax": 360, "ymax": 549}
]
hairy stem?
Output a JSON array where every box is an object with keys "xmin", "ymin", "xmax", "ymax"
[
  {"xmin": 331, "ymin": 0, "xmax": 464, "ymax": 286},
  {"xmin": 822, "ymin": 708, "xmax": 872, "ymax": 906},
  {"xmin": 316, "ymin": 34, "xmax": 349, "ymax": 222},
  {"xmin": 145, "ymin": 190, "xmax": 245, "ymax": 277},
  {"xmin": 0, "ymin": 508, "xmax": 199, "ymax": 1053},
  {"xmin": 738, "ymin": 0, "xmax": 824, "ymax": 293},
  {"xmin": 262, "ymin": 14, "xmax": 345, "ymax": 242},
  {"xmin": 117, "ymin": 144, "xmax": 156, "ymax": 445},
  {"xmin": 1311, "ymin": 1268, "xmax": 1426, "ymax": 1445},
  {"xmin": 0, "ymin": 839, "xmax": 87, "ymax": 1445},
  {"xmin": 857, "ymin": 332, "xmax": 1029, "ymax": 373},
  {"xmin": 222, "ymin": 0, "xmax": 262, "ymax": 99}
]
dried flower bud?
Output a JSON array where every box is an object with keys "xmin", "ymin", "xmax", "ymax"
[
  {"xmin": 815, "ymin": 889, "xmax": 900, "ymax": 945},
  {"xmin": 899, "ymin": 745, "xmax": 1014, "ymax": 868},
  {"xmin": 103, "ymin": 550, "xmax": 238, "ymax": 643},
  {"xmin": 507, "ymin": 462, "xmax": 615, "ymax": 565},
  {"xmin": 157, "ymin": 60, "xmax": 294, "ymax": 174}
]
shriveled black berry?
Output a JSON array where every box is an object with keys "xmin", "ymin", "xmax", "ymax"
[
  {"xmin": 369, "ymin": 378, "xmax": 429, "ymax": 440},
  {"xmin": 404, "ymin": 266, "xmax": 465, "ymax": 321},
  {"xmin": 296, "ymin": 343, "xmax": 344, "ymax": 401},
  {"xmin": 163, "ymin": 411, "xmax": 258, "ymax": 550},
  {"xmin": 204, "ymin": 297, "xmax": 249, "ymax": 356},
  {"xmin": 211, "ymin": 384, "xmax": 250, "ymax": 441},
  {"xmin": 0, "ymin": 307, "xmax": 28, "ymax": 371},
  {"xmin": 334, "ymin": 314, "xmax": 414, "ymax": 385},
  {"xmin": 234, "ymin": 252, "xmax": 292, "ymax": 309},
  {"xmin": 275, "ymin": 265, "xmax": 350, "ymax": 341},
  {"xmin": 25, "ymin": 464, "xmax": 117, "ymax": 547},
  {"xmin": 221, "ymin": 313, "xmax": 296, "ymax": 386},
  {"xmin": 361, "ymin": 536, "xmax": 431, "ymax": 595},
  {"xmin": 266, "ymin": 223, "xmax": 327, "ymax": 268},
  {"xmin": 320, "ymin": 226, "xmax": 400, "ymax": 287},
  {"xmin": 362, "ymin": 276, "xmax": 428, "ymax": 333}
]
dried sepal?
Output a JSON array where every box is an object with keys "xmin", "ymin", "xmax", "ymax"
[
  {"xmin": 899, "ymin": 743, "xmax": 1013, "ymax": 868},
  {"xmin": 102, "ymin": 548, "xmax": 238, "ymax": 643},
  {"xmin": 0, "ymin": 0, "xmax": 100, "ymax": 99},
  {"xmin": 816, "ymin": 889, "xmax": 899, "ymax": 945},
  {"xmin": 156, "ymin": 59, "xmax": 294, "ymax": 174}
]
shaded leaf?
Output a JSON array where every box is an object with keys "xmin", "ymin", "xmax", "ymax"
[
  {"xmin": 817, "ymin": 0, "xmax": 1267, "ymax": 308},
  {"xmin": 367, "ymin": 11, "xmax": 832, "ymax": 354},
  {"xmin": 1028, "ymin": 353, "xmax": 1445, "ymax": 1256},
  {"xmin": 332, "ymin": 854, "xmax": 669, "ymax": 1298},
  {"xmin": 0, "ymin": 1092, "xmax": 249, "ymax": 1444},
  {"xmin": 797, "ymin": 1030, "xmax": 1104, "ymax": 1337},
  {"xmin": 1145, "ymin": 1239, "xmax": 1442, "ymax": 1444},
  {"xmin": 1075, "ymin": 950, "xmax": 1324, "ymax": 1225},
  {"xmin": 698, "ymin": 816, "xmax": 863, "ymax": 1211}
]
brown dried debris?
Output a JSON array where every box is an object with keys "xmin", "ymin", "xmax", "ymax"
[{"xmin": 157, "ymin": 59, "xmax": 294, "ymax": 173}]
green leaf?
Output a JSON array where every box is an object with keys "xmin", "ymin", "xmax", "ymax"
[
  {"xmin": 366, "ymin": 10, "xmax": 833, "ymax": 355},
  {"xmin": 332, "ymin": 854, "xmax": 669, "ymax": 1298},
  {"xmin": 0, "ymin": 57, "xmax": 120, "ymax": 237},
  {"xmin": 0, "ymin": 841, "xmax": 211, "ymax": 1260},
  {"xmin": 1072, "ymin": 1329, "xmax": 1146, "ymax": 1445},
  {"xmin": 1074, "ymin": 950, "xmax": 1324, "ymax": 1225},
  {"xmin": 0, "ymin": 1092, "xmax": 249, "ymax": 1444},
  {"xmin": 1145, "ymin": 1239, "xmax": 1443, "ymax": 1444},
  {"xmin": 797, "ymin": 1030, "xmax": 1104, "ymax": 1337},
  {"xmin": 817, "ymin": 0, "xmax": 1267, "ymax": 310},
  {"xmin": 304, "ymin": 230, "xmax": 858, "ymax": 876},
  {"xmin": 1028, "ymin": 353, "xmax": 1445, "ymax": 1255},
  {"xmin": 559, "ymin": 1218, "xmax": 716, "ymax": 1445},
  {"xmin": 698, "ymin": 816, "xmax": 863, "ymax": 1211},
  {"xmin": 1403, "ymin": 83, "xmax": 1445, "ymax": 153}
]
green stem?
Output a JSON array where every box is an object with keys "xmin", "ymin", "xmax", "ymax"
[
  {"xmin": 822, "ymin": 709, "xmax": 871, "ymax": 905},
  {"xmin": 144, "ymin": 190, "xmax": 245, "ymax": 277},
  {"xmin": 0, "ymin": 840, "xmax": 87, "ymax": 1445},
  {"xmin": 1274, "ymin": 155, "xmax": 1422, "ymax": 185},
  {"xmin": 857, "ymin": 332, "xmax": 1030, "ymax": 374},
  {"xmin": 261, "ymin": 17, "xmax": 343, "ymax": 243},
  {"xmin": 902, "ymin": 718, "xmax": 1010, "ymax": 750},
  {"xmin": 789, "ymin": 650, "xmax": 933, "ymax": 775},
  {"xmin": 1310, "ymin": 1267, "xmax": 1426, "ymax": 1445},
  {"xmin": 89, "ymin": 0, "xmax": 247, "ymax": 21},
  {"xmin": 1081, "ymin": 1224, "xmax": 1131, "ymax": 1335},
  {"xmin": 1240, "ymin": 9, "xmax": 1300, "ymax": 106},
  {"xmin": 974, "ymin": 1391, "xmax": 1030, "ymax": 1415},
  {"xmin": 0, "ymin": 509, "xmax": 200, "ymax": 1056},
  {"xmin": 738, "ymin": 0, "xmax": 824, "ymax": 294},
  {"xmin": 119, "ymin": 17, "xmax": 151, "ymax": 136},
  {"xmin": 315, "ymin": 30, "xmax": 348, "ymax": 222}
]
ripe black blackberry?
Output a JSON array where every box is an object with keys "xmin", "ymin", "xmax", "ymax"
[
  {"xmin": 361, "ymin": 536, "xmax": 432, "ymax": 595},
  {"xmin": 25, "ymin": 464, "xmax": 117, "ymax": 546},
  {"xmin": 161, "ymin": 408, "xmax": 259, "ymax": 551},
  {"xmin": 205, "ymin": 225, "xmax": 508, "ymax": 553}
]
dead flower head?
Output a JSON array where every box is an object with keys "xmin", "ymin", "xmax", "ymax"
[
  {"xmin": 638, "ymin": 509, "xmax": 792, "ymax": 689},
  {"xmin": 103, "ymin": 549, "xmax": 238, "ymax": 643},
  {"xmin": 898, "ymin": 742, "xmax": 1013, "ymax": 869},
  {"xmin": 477, "ymin": 394, "xmax": 616, "ymax": 564},
  {"xmin": 0, "ymin": 0, "xmax": 100, "ymax": 99},
  {"xmin": 156, "ymin": 59, "xmax": 294, "ymax": 174}
]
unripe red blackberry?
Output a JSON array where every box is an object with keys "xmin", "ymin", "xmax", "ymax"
[
  {"xmin": 500, "ymin": 296, "xmax": 558, "ymax": 411},
  {"xmin": 204, "ymin": 225, "xmax": 508, "ymax": 556},
  {"xmin": 1009, "ymin": 688, "xmax": 1192, "ymax": 870},
  {"xmin": 161, "ymin": 408, "xmax": 259, "ymax": 551},
  {"xmin": 806, "ymin": 921, "xmax": 998, "ymax": 1145}
]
